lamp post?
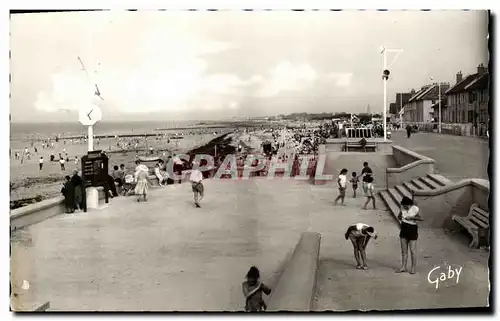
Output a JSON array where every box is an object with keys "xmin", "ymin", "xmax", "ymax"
[{"xmin": 380, "ymin": 46, "xmax": 404, "ymax": 141}]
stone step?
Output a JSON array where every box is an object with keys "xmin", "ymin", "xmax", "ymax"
[
  {"xmin": 402, "ymin": 181, "xmax": 416, "ymax": 192},
  {"xmin": 410, "ymin": 179, "xmax": 425, "ymax": 190},
  {"xmin": 388, "ymin": 187, "xmax": 403, "ymax": 205},
  {"xmin": 395, "ymin": 184, "xmax": 412, "ymax": 200},
  {"xmin": 426, "ymin": 173, "xmax": 453, "ymax": 187},
  {"xmin": 418, "ymin": 176, "xmax": 441, "ymax": 189},
  {"xmin": 379, "ymin": 190, "xmax": 400, "ymax": 222}
]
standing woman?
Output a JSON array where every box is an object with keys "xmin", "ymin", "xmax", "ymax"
[
  {"xmin": 396, "ymin": 197, "xmax": 424, "ymax": 274},
  {"xmin": 134, "ymin": 160, "xmax": 149, "ymax": 202}
]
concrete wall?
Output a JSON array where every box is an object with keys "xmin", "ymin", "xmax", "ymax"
[
  {"xmin": 267, "ymin": 232, "xmax": 321, "ymax": 311},
  {"xmin": 323, "ymin": 139, "xmax": 393, "ymax": 153},
  {"xmin": 408, "ymin": 122, "xmax": 488, "ymax": 138},
  {"xmin": 386, "ymin": 145, "xmax": 435, "ymax": 188},
  {"xmin": 422, "ymin": 100, "xmax": 433, "ymax": 123},
  {"xmin": 10, "ymin": 187, "xmax": 107, "ymax": 231},
  {"xmin": 411, "ymin": 179, "xmax": 489, "ymax": 229}
]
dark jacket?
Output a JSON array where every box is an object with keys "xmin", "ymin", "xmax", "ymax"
[
  {"xmin": 242, "ymin": 280, "xmax": 272, "ymax": 312},
  {"xmin": 61, "ymin": 180, "xmax": 75, "ymax": 208}
]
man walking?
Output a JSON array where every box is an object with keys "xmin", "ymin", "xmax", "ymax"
[{"xmin": 39, "ymin": 157, "xmax": 44, "ymax": 171}]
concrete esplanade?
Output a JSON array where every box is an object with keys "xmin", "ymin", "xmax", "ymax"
[{"xmin": 10, "ymin": 131, "xmax": 490, "ymax": 311}]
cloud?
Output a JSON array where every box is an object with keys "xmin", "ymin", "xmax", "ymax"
[
  {"xmin": 255, "ymin": 61, "xmax": 319, "ymax": 97},
  {"xmin": 33, "ymin": 29, "xmax": 353, "ymax": 116},
  {"xmin": 326, "ymin": 72, "xmax": 354, "ymax": 87}
]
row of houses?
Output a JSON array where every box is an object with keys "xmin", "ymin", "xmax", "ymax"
[{"xmin": 389, "ymin": 63, "xmax": 490, "ymax": 125}]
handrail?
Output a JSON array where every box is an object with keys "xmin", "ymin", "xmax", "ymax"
[
  {"xmin": 387, "ymin": 159, "xmax": 435, "ymax": 173},
  {"xmin": 391, "ymin": 145, "xmax": 434, "ymax": 162},
  {"xmin": 386, "ymin": 145, "xmax": 435, "ymax": 173},
  {"xmin": 410, "ymin": 178, "xmax": 489, "ymax": 197}
]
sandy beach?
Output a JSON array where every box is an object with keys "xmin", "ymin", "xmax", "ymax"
[{"xmin": 10, "ymin": 129, "xmax": 231, "ymax": 204}]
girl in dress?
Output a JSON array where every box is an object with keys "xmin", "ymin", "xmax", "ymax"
[
  {"xmin": 362, "ymin": 176, "xmax": 376, "ymax": 209},
  {"xmin": 396, "ymin": 197, "xmax": 423, "ymax": 274},
  {"xmin": 134, "ymin": 160, "xmax": 149, "ymax": 202}
]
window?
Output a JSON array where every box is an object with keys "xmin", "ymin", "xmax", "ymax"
[{"xmin": 468, "ymin": 110, "xmax": 473, "ymax": 123}]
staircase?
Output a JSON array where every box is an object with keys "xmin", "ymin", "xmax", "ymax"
[{"xmin": 379, "ymin": 173, "xmax": 453, "ymax": 221}]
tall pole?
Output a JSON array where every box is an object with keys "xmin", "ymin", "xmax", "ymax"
[
  {"xmin": 383, "ymin": 50, "xmax": 387, "ymax": 141},
  {"xmin": 438, "ymin": 82, "xmax": 442, "ymax": 133},
  {"xmin": 88, "ymin": 125, "xmax": 94, "ymax": 152},
  {"xmin": 400, "ymin": 93, "xmax": 403, "ymax": 128}
]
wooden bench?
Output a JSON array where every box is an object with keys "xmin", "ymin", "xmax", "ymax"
[
  {"xmin": 452, "ymin": 203, "xmax": 490, "ymax": 248},
  {"xmin": 344, "ymin": 141, "xmax": 376, "ymax": 152}
]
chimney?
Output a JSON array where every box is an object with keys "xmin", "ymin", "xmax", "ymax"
[
  {"xmin": 477, "ymin": 63, "xmax": 486, "ymax": 75},
  {"xmin": 456, "ymin": 71, "xmax": 463, "ymax": 83}
]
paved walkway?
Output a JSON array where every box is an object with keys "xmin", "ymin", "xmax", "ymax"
[
  {"xmin": 11, "ymin": 178, "xmax": 489, "ymax": 311},
  {"xmin": 391, "ymin": 131, "xmax": 489, "ymax": 181},
  {"xmin": 312, "ymin": 193, "xmax": 489, "ymax": 311}
]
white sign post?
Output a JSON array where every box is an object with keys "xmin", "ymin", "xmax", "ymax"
[{"xmin": 79, "ymin": 104, "xmax": 102, "ymax": 209}]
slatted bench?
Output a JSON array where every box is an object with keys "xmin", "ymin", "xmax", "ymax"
[
  {"xmin": 452, "ymin": 203, "xmax": 489, "ymax": 248},
  {"xmin": 344, "ymin": 141, "xmax": 376, "ymax": 152}
]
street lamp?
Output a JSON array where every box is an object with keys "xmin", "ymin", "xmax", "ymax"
[
  {"xmin": 430, "ymin": 77, "xmax": 442, "ymax": 133},
  {"xmin": 380, "ymin": 46, "xmax": 403, "ymax": 141}
]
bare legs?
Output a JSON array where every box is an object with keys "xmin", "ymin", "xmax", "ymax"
[
  {"xmin": 362, "ymin": 196, "xmax": 376, "ymax": 209},
  {"xmin": 396, "ymin": 238, "xmax": 417, "ymax": 274},
  {"xmin": 137, "ymin": 193, "xmax": 147, "ymax": 202},
  {"xmin": 334, "ymin": 189, "xmax": 345, "ymax": 205},
  {"xmin": 349, "ymin": 235, "xmax": 370, "ymax": 269},
  {"xmin": 193, "ymin": 190, "xmax": 200, "ymax": 207}
]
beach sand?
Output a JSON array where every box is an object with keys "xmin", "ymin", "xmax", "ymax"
[{"xmin": 10, "ymin": 132, "xmax": 226, "ymax": 203}]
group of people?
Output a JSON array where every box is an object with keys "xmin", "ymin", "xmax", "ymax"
[
  {"xmin": 60, "ymin": 170, "xmax": 84, "ymax": 213},
  {"xmin": 334, "ymin": 161, "xmax": 376, "ymax": 209},
  {"xmin": 344, "ymin": 196, "xmax": 423, "ymax": 274}
]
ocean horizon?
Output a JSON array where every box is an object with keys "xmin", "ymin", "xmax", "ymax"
[{"xmin": 9, "ymin": 120, "xmax": 219, "ymax": 140}]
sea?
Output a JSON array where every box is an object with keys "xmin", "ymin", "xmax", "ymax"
[{"xmin": 10, "ymin": 120, "xmax": 207, "ymax": 141}]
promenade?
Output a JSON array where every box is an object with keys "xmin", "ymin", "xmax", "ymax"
[
  {"xmin": 11, "ymin": 176, "xmax": 489, "ymax": 311},
  {"xmin": 391, "ymin": 131, "xmax": 489, "ymax": 181}
]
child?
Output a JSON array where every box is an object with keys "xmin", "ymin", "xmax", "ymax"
[
  {"xmin": 350, "ymin": 172, "xmax": 359, "ymax": 197},
  {"xmin": 334, "ymin": 168, "xmax": 348, "ymax": 206},
  {"xmin": 345, "ymin": 223, "xmax": 378, "ymax": 269},
  {"xmin": 362, "ymin": 175, "xmax": 376, "ymax": 209},
  {"xmin": 242, "ymin": 266, "xmax": 272, "ymax": 312}
]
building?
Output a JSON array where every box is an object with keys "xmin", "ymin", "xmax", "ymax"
[
  {"xmin": 445, "ymin": 64, "xmax": 489, "ymax": 124},
  {"xmin": 389, "ymin": 92, "xmax": 412, "ymax": 115},
  {"xmin": 403, "ymin": 83, "xmax": 450, "ymax": 123},
  {"xmin": 430, "ymin": 98, "xmax": 448, "ymax": 123}
]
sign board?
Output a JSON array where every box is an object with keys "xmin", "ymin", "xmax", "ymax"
[
  {"xmin": 79, "ymin": 104, "xmax": 102, "ymax": 126},
  {"xmin": 81, "ymin": 150, "xmax": 109, "ymax": 191}
]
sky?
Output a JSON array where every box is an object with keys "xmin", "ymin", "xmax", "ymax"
[{"xmin": 10, "ymin": 10, "xmax": 488, "ymax": 123}]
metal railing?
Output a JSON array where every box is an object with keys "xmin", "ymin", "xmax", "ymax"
[{"xmin": 345, "ymin": 128, "xmax": 374, "ymax": 139}]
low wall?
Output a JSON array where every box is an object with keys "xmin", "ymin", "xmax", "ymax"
[
  {"xmin": 386, "ymin": 145, "xmax": 435, "ymax": 188},
  {"xmin": 10, "ymin": 187, "xmax": 107, "ymax": 231},
  {"xmin": 323, "ymin": 139, "xmax": 393, "ymax": 153},
  {"xmin": 408, "ymin": 122, "xmax": 488, "ymax": 138},
  {"xmin": 267, "ymin": 232, "xmax": 321, "ymax": 312},
  {"xmin": 410, "ymin": 179, "xmax": 489, "ymax": 229}
]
